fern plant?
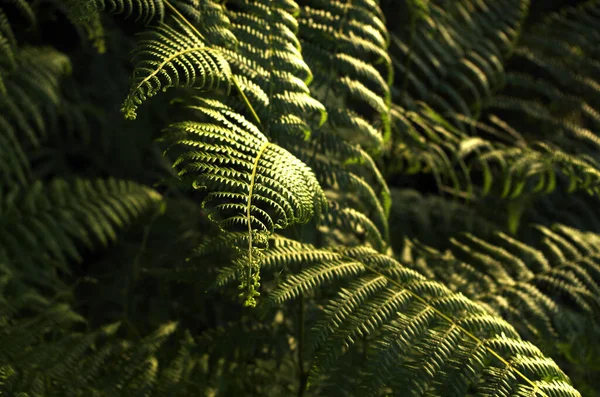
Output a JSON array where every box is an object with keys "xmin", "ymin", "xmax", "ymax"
[{"xmin": 0, "ymin": 0, "xmax": 599, "ymax": 396}]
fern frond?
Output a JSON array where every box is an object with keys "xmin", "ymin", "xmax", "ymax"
[
  {"xmin": 259, "ymin": 238, "xmax": 580, "ymax": 396},
  {"xmin": 387, "ymin": 0, "xmax": 529, "ymax": 124},
  {"xmin": 407, "ymin": 223, "xmax": 600, "ymax": 357},
  {"xmin": 83, "ymin": 0, "xmax": 165, "ymax": 24},
  {"xmin": 0, "ymin": 178, "xmax": 162, "ymax": 282},
  {"xmin": 122, "ymin": 15, "xmax": 232, "ymax": 119},
  {"xmin": 297, "ymin": 0, "xmax": 392, "ymax": 149},
  {"xmin": 479, "ymin": 0, "xmax": 600, "ymax": 168},
  {"xmin": 215, "ymin": 0, "xmax": 327, "ymax": 139},
  {"xmin": 163, "ymin": 96, "xmax": 326, "ymax": 305}
]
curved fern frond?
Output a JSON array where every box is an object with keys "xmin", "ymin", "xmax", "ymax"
[
  {"xmin": 122, "ymin": 15, "xmax": 232, "ymax": 119},
  {"xmin": 258, "ymin": 237, "xmax": 580, "ymax": 396},
  {"xmin": 163, "ymin": 96, "xmax": 326, "ymax": 305},
  {"xmin": 407, "ymin": 223, "xmax": 600, "ymax": 361}
]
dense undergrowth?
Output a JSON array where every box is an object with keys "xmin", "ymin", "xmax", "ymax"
[{"xmin": 0, "ymin": 0, "xmax": 599, "ymax": 396}]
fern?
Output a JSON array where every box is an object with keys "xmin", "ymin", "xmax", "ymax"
[
  {"xmin": 1, "ymin": 0, "xmax": 600, "ymax": 395},
  {"xmin": 207, "ymin": 235, "xmax": 582, "ymax": 396},
  {"xmin": 406, "ymin": 224, "xmax": 600, "ymax": 373},
  {"xmin": 121, "ymin": 15, "xmax": 232, "ymax": 119},
  {"xmin": 163, "ymin": 96, "xmax": 326, "ymax": 304},
  {"xmin": 121, "ymin": 0, "xmax": 329, "ymax": 305}
]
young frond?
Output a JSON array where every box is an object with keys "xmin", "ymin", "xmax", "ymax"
[{"xmin": 122, "ymin": 15, "xmax": 232, "ymax": 119}]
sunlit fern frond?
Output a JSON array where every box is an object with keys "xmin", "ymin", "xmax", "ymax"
[
  {"xmin": 216, "ymin": 0, "xmax": 327, "ymax": 141},
  {"xmin": 407, "ymin": 223, "xmax": 600, "ymax": 359},
  {"xmin": 121, "ymin": 15, "xmax": 232, "ymax": 120},
  {"xmin": 162, "ymin": 96, "xmax": 326, "ymax": 305},
  {"xmin": 296, "ymin": 0, "xmax": 392, "ymax": 150},
  {"xmin": 253, "ymin": 0, "xmax": 397, "ymax": 251},
  {"xmin": 239, "ymin": 235, "xmax": 582, "ymax": 397}
]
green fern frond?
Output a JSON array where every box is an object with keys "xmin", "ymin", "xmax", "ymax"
[
  {"xmin": 297, "ymin": 0, "xmax": 392, "ymax": 149},
  {"xmin": 407, "ymin": 223, "xmax": 600, "ymax": 356},
  {"xmin": 259, "ymin": 239, "xmax": 580, "ymax": 396},
  {"xmin": 479, "ymin": 1, "xmax": 600, "ymax": 168},
  {"xmin": 163, "ymin": 96, "xmax": 326, "ymax": 305},
  {"xmin": 0, "ymin": 47, "xmax": 71, "ymax": 146},
  {"xmin": 122, "ymin": 15, "xmax": 232, "ymax": 119},
  {"xmin": 92, "ymin": 0, "xmax": 165, "ymax": 24},
  {"xmin": 216, "ymin": 0, "xmax": 328, "ymax": 139},
  {"xmin": 388, "ymin": 0, "xmax": 529, "ymax": 124},
  {"xmin": 0, "ymin": 178, "xmax": 162, "ymax": 278}
]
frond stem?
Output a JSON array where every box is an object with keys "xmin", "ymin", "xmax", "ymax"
[
  {"xmin": 246, "ymin": 141, "xmax": 270, "ymax": 289},
  {"xmin": 163, "ymin": 0, "xmax": 263, "ymax": 130}
]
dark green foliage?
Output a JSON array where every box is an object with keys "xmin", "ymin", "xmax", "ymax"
[{"xmin": 0, "ymin": 0, "xmax": 599, "ymax": 396}]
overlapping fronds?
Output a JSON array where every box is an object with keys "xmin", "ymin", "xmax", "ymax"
[
  {"xmin": 121, "ymin": 1, "xmax": 331, "ymax": 304},
  {"xmin": 407, "ymin": 223, "xmax": 600, "ymax": 353},
  {"xmin": 162, "ymin": 96, "xmax": 326, "ymax": 305},
  {"xmin": 482, "ymin": 0, "xmax": 600, "ymax": 161},
  {"xmin": 243, "ymin": 235, "xmax": 581, "ymax": 396},
  {"xmin": 387, "ymin": 0, "xmax": 529, "ymax": 124},
  {"xmin": 249, "ymin": 0, "xmax": 394, "ymax": 250},
  {"xmin": 297, "ymin": 0, "xmax": 393, "ymax": 149},
  {"xmin": 2, "ymin": 0, "xmax": 598, "ymax": 396},
  {"xmin": 0, "ymin": 305, "xmax": 197, "ymax": 397},
  {"xmin": 217, "ymin": 0, "xmax": 327, "ymax": 140},
  {"xmin": 0, "ymin": 178, "xmax": 162, "ymax": 277},
  {"xmin": 389, "ymin": 103, "xmax": 600, "ymax": 201}
]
